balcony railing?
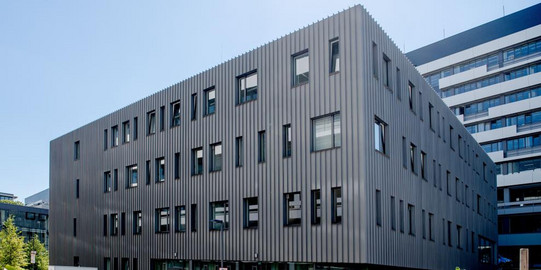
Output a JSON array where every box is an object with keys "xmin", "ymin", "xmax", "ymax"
[
  {"xmin": 463, "ymin": 111, "xmax": 489, "ymax": 121},
  {"xmin": 517, "ymin": 121, "xmax": 541, "ymax": 132},
  {"xmin": 506, "ymin": 145, "xmax": 541, "ymax": 158},
  {"xmin": 498, "ymin": 198, "xmax": 541, "ymax": 209}
]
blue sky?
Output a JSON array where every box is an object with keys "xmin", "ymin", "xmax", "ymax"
[{"xmin": 1, "ymin": 0, "xmax": 539, "ymax": 201}]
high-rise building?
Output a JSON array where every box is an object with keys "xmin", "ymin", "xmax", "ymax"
[
  {"xmin": 407, "ymin": 3, "xmax": 541, "ymax": 266},
  {"xmin": 50, "ymin": 5, "xmax": 497, "ymax": 270}
]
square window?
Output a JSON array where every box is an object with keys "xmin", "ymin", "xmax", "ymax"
[
  {"xmin": 155, "ymin": 157, "xmax": 165, "ymax": 182},
  {"xmin": 171, "ymin": 101, "xmax": 181, "ymax": 127},
  {"xmin": 122, "ymin": 121, "xmax": 130, "ymax": 143},
  {"xmin": 155, "ymin": 208, "xmax": 170, "ymax": 233},
  {"xmin": 126, "ymin": 164, "xmax": 138, "ymax": 188},
  {"xmin": 311, "ymin": 189, "xmax": 321, "ymax": 225},
  {"xmin": 204, "ymin": 87, "xmax": 216, "ymax": 115},
  {"xmin": 292, "ymin": 51, "xmax": 309, "ymax": 86},
  {"xmin": 237, "ymin": 71, "xmax": 258, "ymax": 104},
  {"xmin": 374, "ymin": 117, "xmax": 387, "ymax": 154},
  {"xmin": 210, "ymin": 142, "xmax": 222, "ymax": 172},
  {"xmin": 209, "ymin": 201, "xmax": 229, "ymax": 230},
  {"xmin": 332, "ymin": 187, "xmax": 342, "ymax": 224},
  {"xmin": 243, "ymin": 197, "xmax": 258, "ymax": 229},
  {"xmin": 192, "ymin": 147, "xmax": 203, "ymax": 175},
  {"xmin": 312, "ymin": 112, "xmax": 341, "ymax": 151},
  {"xmin": 147, "ymin": 111, "xmax": 156, "ymax": 135},
  {"xmin": 284, "ymin": 192, "xmax": 301, "ymax": 226},
  {"xmin": 330, "ymin": 39, "xmax": 340, "ymax": 73}
]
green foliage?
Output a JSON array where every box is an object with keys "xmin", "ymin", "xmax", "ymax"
[
  {"xmin": 0, "ymin": 216, "xmax": 27, "ymax": 269},
  {"xmin": 4, "ymin": 265, "xmax": 24, "ymax": 270},
  {"xmin": 24, "ymin": 234, "xmax": 49, "ymax": 270},
  {"xmin": 0, "ymin": 200, "xmax": 24, "ymax": 206}
]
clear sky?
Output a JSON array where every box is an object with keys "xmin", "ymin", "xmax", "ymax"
[{"xmin": 1, "ymin": 0, "xmax": 540, "ymax": 202}]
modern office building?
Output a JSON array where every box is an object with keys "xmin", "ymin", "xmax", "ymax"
[
  {"xmin": 25, "ymin": 188, "xmax": 50, "ymax": 209},
  {"xmin": 406, "ymin": 3, "xmax": 541, "ymax": 267},
  {"xmin": 0, "ymin": 192, "xmax": 17, "ymax": 201},
  {"xmin": 50, "ymin": 5, "xmax": 497, "ymax": 270},
  {"xmin": 0, "ymin": 202, "xmax": 49, "ymax": 248}
]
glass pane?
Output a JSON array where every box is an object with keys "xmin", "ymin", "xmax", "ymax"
[
  {"xmin": 313, "ymin": 116, "xmax": 333, "ymax": 151},
  {"xmin": 296, "ymin": 55, "xmax": 309, "ymax": 75},
  {"xmin": 334, "ymin": 114, "xmax": 341, "ymax": 147}
]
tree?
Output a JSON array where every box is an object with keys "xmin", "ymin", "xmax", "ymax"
[
  {"xmin": 0, "ymin": 200, "xmax": 24, "ymax": 206},
  {"xmin": 24, "ymin": 234, "xmax": 49, "ymax": 270},
  {"xmin": 0, "ymin": 216, "xmax": 27, "ymax": 269}
]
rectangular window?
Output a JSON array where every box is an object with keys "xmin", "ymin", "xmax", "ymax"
[
  {"xmin": 171, "ymin": 100, "xmax": 181, "ymax": 127},
  {"xmin": 433, "ymin": 160, "xmax": 437, "ymax": 187},
  {"xmin": 372, "ymin": 42, "xmax": 378, "ymax": 77},
  {"xmin": 402, "ymin": 137, "xmax": 407, "ymax": 168},
  {"xmin": 145, "ymin": 160, "xmax": 151, "ymax": 185},
  {"xmin": 422, "ymin": 210, "xmax": 426, "ymax": 239},
  {"xmin": 133, "ymin": 211, "xmax": 142, "ymax": 235},
  {"xmin": 191, "ymin": 93, "xmax": 197, "ymax": 120},
  {"xmin": 456, "ymin": 178, "xmax": 460, "ymax": 201},
  {"xmin": 284, "ymin": 192, "xmax": 301, "ymax": 226},
  {"xmin": 329, "ymin": 38, "xmax": 340, "ymax": 73},
  {"xmin": 258, "ymin": 130, "xmax": 266, "ymax": 163},
  {"xmin": 191, "ymin": 204, "xmax": 197, "ymax": 232},
  {"xmin": 410, "ymin": 143, "xmax": 417, "ymax": 174},
  {"xmin": 110, "ymin": 213, "xmax": 118, "ymax": 236},
  {"xmin": 104, "ymin": 171, "xmax": 112, "ymax": 193},
  {"xmin": 292, "ymin": 51, "xmax": 309, "ymax": 86},
  {"xmin": 155, "ymin": 207, "xmax": 170, "ymax": 233},
  {"xmin": 458, "ymin": 135, "xmax": 463, "ymax": 157},
  {"xmin": 408, "ymin": 81, "xmax": 415, "ymax": 112},
  {"xmin": 477, "ymin": 194, "xmax": 481, "ymax": 214},
  {"xmin": 332, "ymin": 187, "xmax": 342, "ymax": 224},
  {"xmin": 376, "ymin": 190, "xmax": 382, "ymax": 226},
  {"xmin": 429, "ymin": 213, "xmax": 434, "ymax": 241},
  {"xmin": 147, "ymin": 111, "xmax": 156, "ymax": 135},
  {"xmin": 465, "ymin": 185, "xmax": 470, "ymax": 207},
  {"xmin": 390, "ymin": 196, "xmax": 396, "ymax": 230},
  {"xmin": 126, "ymin": 164, "xmax": 138, "ymax": 188},
  {"xmin": 418, "ymin": 92, "xmax": 423, "ymax": 120},
  {"xmin": 209, "ymin": 201, "xmax": 229, "ymax": 230},
  {"xmin": 311, "ymin": 189, "xmax": 321, "ymax": 225},
  {"xmin": 114, "ymin": 258, "xmax": 118, "ymax": 270},
  {"xmin": 104, "ymin": 258, "xmax": 111, "ymax": 270},
  {"xmin": 204, "ymin": 87, "xmax": 216, "ymax": 115},
  {"xmin": 210, "ymin": 142, "xmax": 223, "ymax": 172},
  {"xmin": 73, "ymin": 218, "xmax": 77, "ymax": 237},
  {"xmin": 396, "ymin": 67, "xmax": 401, "ymax": 99},
  {"xmin": 399, "ymin": 200, "xmax": 404, "ymax": 233},
  {"xmin": 155, "ymin": 157, "xmax": 165, "ymax": 182},
  {"xmin": 75, "ymin": 179, "xmax": 79, "ymax": 199},
  {"xmin": 383, "ymin": 54, "xmax": 391, "ymax": 87},
  {"xmin": 312, "ymin": 112, "xmax": 341, "ymax": 151},
  {"xmin": 283, "ymin": 124, "xmax": 292, "ymax": 157},
  {"xmin": 122, "ymin": 121, "xmax": 130, "ymax": 143},
  {"xmin": 483, "ymin": 162, "xmax": 487, "ymax": 181},
  {"xmin": 174, "ymin": 152, "xmax": 180, "ymax": 179},
  {"xmin": 374, "ymin": 117, "xmax": 387, "ymax": 154},
  {"xmin": 121, "ymin": 212, "xmax": 126, "ymax": 235},
  {"xmin": 103, "ymin": 215, "xmax": 107, "ymax": 236},
  {"xmin": 408, "ymin": 204, "xmax": 415, "ymax": 236},
  {"xmin": 447, "ymin": 171, "xmax": 451, "ymax": 196},
  {"xmin": 421, "ymin": 151, "xmax": 427, "ymax": 180},
  {"xmin": 113, "ymin": 169, "xmax": 118, "ymax": 191},
  {"xmin": 442, "ymin": 219, "xmax": 446, "ymax": 245},
  {"xmin": 449, "ymin": 125, "xmax": 454, "ymax": 150},
  {"xmin": 175, "ymin": 205, "xmax": 186, "ymax": 232},
  {"xmin": 235, "ymin": 137, "xmax": 243, "ymax": 167},
  {"xmin": 133, "ymin": 117, "xmax": 138, "ymax": 140},
  {"xmin": 74, "ymin": 141, "xmax": 80, "ymax": 160},
  {"xmin": 133, "ymin": 259, "xmax": 138, "ymax": 270},
  {"xmin": 457, "ymin": 225, "xmax": 462, "ymax": 249},
  {"xmin": 111, "ymin": 125, "xmax": 119, "ymax": 147},
  {"xmin": 243, "ymin": 197, "xmax": 258, "ymax": 229},
  {"xmin": 159, "ymin": 106, "xmax": 165, "ymax": 131},
  {"xmin": 429, "ymin": 103, "xmax": 434, "ymax": 131},
  {"xmin": 237, "ymin": 71, "xmax": 258, "ymax": 104},
  {"xmin": 448, "ymin": 221, "xmax": 452, "ymax": 246},
  {"xmin": 104, "ymin": 129, "xmax": 108, "ymax": 150},
  {"xmin": 192, "ymin": 147, "xmax": 203, "ymax": 175},
  {"xmin": 121, "ymin": 258, "xmax": 129, "ymax": 270}
]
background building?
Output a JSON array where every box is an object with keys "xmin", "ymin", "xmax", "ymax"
[
  {"xmin": 406, "ymin": 3, "xmax": 541, "ymax": 267},
  {"xmin": 0, "ymin": 192, "xmax": 17, "ymax": 201},
  {"xmin": 50, "ymin": 5, "xmax": 497, "ymax": 270},
  {"xmin": 0, "ymin": 202, "xmax": 49, "ymax": 248},
  {"xmin": 25, "ymin": 188, "xmax": 50, "ymax": 209}
]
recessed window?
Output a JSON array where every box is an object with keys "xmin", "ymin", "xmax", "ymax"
[
  {"xmin": 410, "ymin": 143, "xmax": 417, "ymax": 174},
  {"xmin": 209, "ymin": 142, "xmax": 222, "ymax": 172},
  {"xmin": 145, "ymin": 160, "xmax": 151, "ymax": 185},
  {"xmin": 155, "ymin": 157, "xmax": 165, "ymax": 182},
  {"xmin": 111, "ymin": 125, "xmax": 119, "ymax": 147},
  {"xmin": 243, "ymin": 197, "xmax": 258, "ymax": 229},
  {"xmin": 191, "ymin": 204, "xmax": 197, "ymax": 232},
  {"xmin": 171, "ymin": 101, "xmax": 181, "ymax": 127},
  {"xmin": 258, "ymin": 130, "xmax": 266, "ymax": 163},
  {"xmin": 447, "ymin": 221, "xmax": 452, "ymax": 246},
  {"xmin": 122, "ymin": 121, "xmax": 130, "ymax": 143},
  {"xmin": 74, "ymin": 141, "xmax": 80, "ymax": 160},
  {"xmin": 103, "ymin": 171, "xmax": 112, "ymax": 193},
  {"xmin": 429, "ymin": 213, "xmax": 434, "ymax": 241},
  {"xmin": 155, "ymin": 207, "xmax": 170, "ymax": 233},
  {"xmin": 204, "ymin": 87, "xmax": 216, "ymax": 116},
  {"xmin": 372, "ymin": 42, "xmax": 378, "ymax": 78},
  {"xmin": 209, "ymin": 201, "xmax": 229, "ymax": 230},
  {"xmin": 121, "ymin": 212, "xmax": 126, "ymax": 235},
  {"xmin": 422, "ymin": 210, "xmax": 426, "ymax": 239},
  {"xmin": 175, "ymin": 205, "xmax": 186, "ymax": 232},
  {"xmin": 192, "ymin": 147, "xmax": 203, "ymax": 175},
  {"xmin": 73, "ymin": 218, "xmax": 77, "ymax": 237},
  {"xmin": 374, "ymin": 117, "xmax": 387, "ymax": 154},
  {"xmin": 330, "ymin": 38, "xmax": 340, "ymax": 73},
  {"xmin": 284, "ymin": 192, "xmax": 301, "ymax": 226},
  {"xmin": 383, "ymin": 54, "xmax": 391, "ymax": 87},
  {"xmin": 402, "ymin": 137, "xmax": 407, "ymax": 168},
  {"xmin": 408, "ymin": 204, "xmax": 415, "ymax": 236},
  {"xmin": 126, "ymin": 164, "xmax": 138, "ymax": 188},
  {"xmin": 191, "ymin": 93, "xmax": 198, "ymax": 120},
  {"xmin": 147, "ymin": 111, "xmax": 156, "ymax": 135},
  {"xmin": 283, "ymin": 124, "xmax": 292, "ymax": 158},
  {"xmin": 103, "ymin": 215, "xmax": 107, "ymax": 236},
  {"xmin": 390, "ymin": 196, "xmax": 396, "ymax": 230},
  {"xmin": 376, "ymin": 189, "xmax": 382, "ymax": 226},
  {"xmin": 399, "ymin": 200, "xmax": 404, "ymax": 233},
  {"xmin": 447, "ymin": 171, "xmax": 452, "ymax": 196},
  {"xmin": 113, "ymin": 169, "xmax": 118, "ymax": 191},
  {"xmin": 110, "ymin": 213, "xmax": 119, "ymax": 236},
  {"xmin": 159, "ymin": 106, "xmax": 165, "ymax": 131},
  {"xmin": 292, "ymin": 51, "xmax": 309, "ymax": 86},
  {"xmin": 456, "ymin": 177, "xmax": 460, "ymax": 201},
  {"xmin": 75, "ymin": 179, "xmax": 79, "ymax": 199},
  {"xmin": 237, "ymin": 71, "xmax": 258, "ymax": 104},
  {"xmin": 235, "ymin": 137, "xmax": 243, "ymax": 167},
  {"xmin": 408, "ymin": 81, "xmax": 415, "ymax": 112},
  {"xmin": 421, "ymin": 151, "xmax": 427, "ymax": 180},
  {"xmin": 449, "ymin": 125, "xmax": 454, "ymax": 150},
  {"xmin": 174, "ymin": 152, "xmax": 180, "ymax": 180},
  {"xmin": 121, "ymin": 258, "xmax": 129, "ymax": 270},
  {"xmin": 396, "ymin": 67, "xmax": 401, "ymax": 99},
  {"xmin": 311, "ymin": 189, "xmax": 321, "ymax": 225},
  {"xmin": 103, "ymin": 129, "xmax": 108, "ymax": 150},
  {"xmin": 312, "ymin": 112, "xmax": 341, "ymax": 151},
  {"xmin": 133, "ymin": 117, "xmax": 138, "ymax": 141},
  {"xmin": 332, "ymin": 187, "xmax": 342, "ymax": 224},
  {"xmin": 429, "ymin": 103, "xmax": 434, "ymax": 131},
  {"xmin": 133, "ymin": 211, "xmax": 142, "ymax": 235},
  {"xmin": 457, "ymin": 225, "xmax": 462, "ymax": 249}
]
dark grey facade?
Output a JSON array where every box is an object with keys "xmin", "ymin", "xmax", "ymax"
[
  {"xmin": 0, "ymin": 202, "xmax": 49, "ymax": 248},
  {"xmin": 50, "ymin": 5, "xmax": 497, "ymax": 270}
]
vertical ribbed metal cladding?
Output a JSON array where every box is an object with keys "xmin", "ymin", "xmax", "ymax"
[{"xmin": 50, "ymin": 5, "xmax": 497, "ymax": 270}]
